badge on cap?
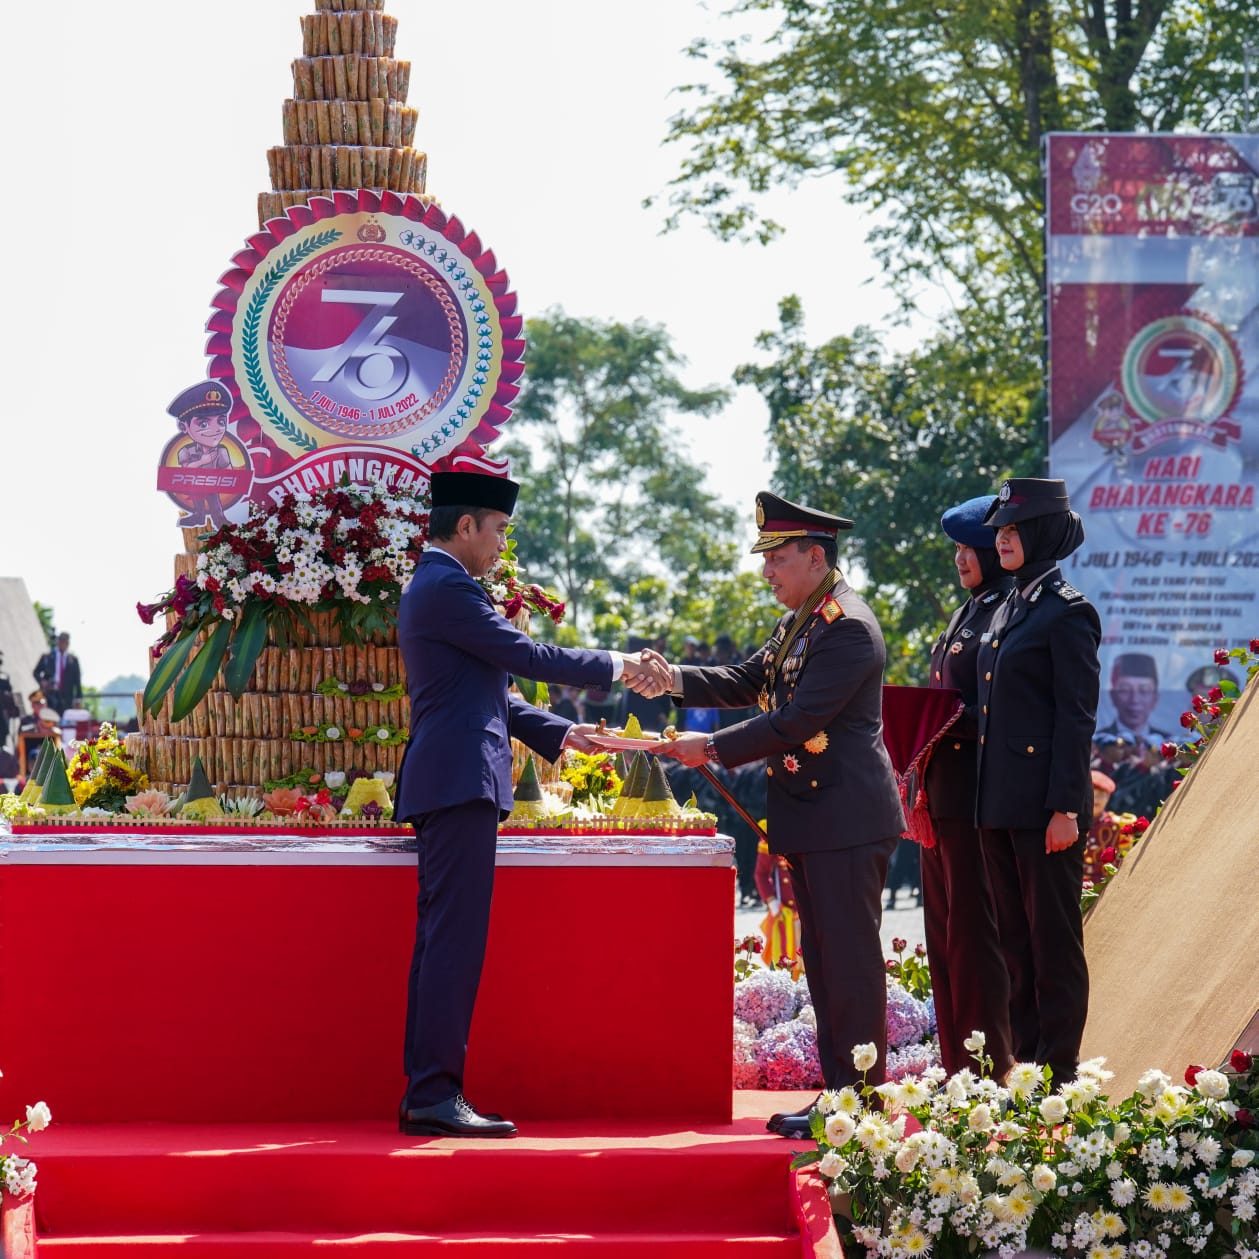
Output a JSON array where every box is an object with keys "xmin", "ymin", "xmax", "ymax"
[
  {"xmin": 999, "ymin": 481, "xmax": 1012, "ymax": 502},
  {"xmin": 756, "ymin": 498, "xmax": 766, "ymax": 527}
]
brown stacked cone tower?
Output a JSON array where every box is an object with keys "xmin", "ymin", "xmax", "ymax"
[{"xmin": 258, "ymin": 0, "xmax": 430, "ymax": 228}]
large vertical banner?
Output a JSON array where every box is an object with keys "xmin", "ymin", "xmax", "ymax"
[{"xmin": 1047, "ymin": 133, "xmax": 1259, "ymax": 742}]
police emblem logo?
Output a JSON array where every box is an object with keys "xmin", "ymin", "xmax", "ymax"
[
  {"xmin": 960, "ymin": 628, "xmax": 973, "ymax": 638},
  {"xmin": 949, "ymin": 641, "xmax": 964, "ymax": 655},
  {"xmin": 820, "ymin": 598, "xmax": 843, "ymax": 623},
  {"xmin": 757, "ymin": 687, "xmax": 771, "ymax": 713},
  {"xmin": 999, "ymin": 481, "xmax": 1012, "ymax": 502},
  {"xmin": 756, "ymin": 497, "xmax": 766, "ymax": 527},
  {"xmin": 803, "ymin": 731, "xmax": 829, "ymax": 754}
]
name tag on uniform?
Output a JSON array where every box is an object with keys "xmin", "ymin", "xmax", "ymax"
[{"xmin": 980, "ymin": 631, "xmax": 993, "ymax": 642}]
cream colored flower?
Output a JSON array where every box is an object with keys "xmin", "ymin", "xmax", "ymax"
[
  {"xmin": 1039, "ymin": 1095, "xmax": 1068, "ymax": 1124},
  {"xmin": 1233, "ymin": 1149, "xmax": 1255, "ymax": 1167},
  {"xmin": 25, "ymin": 1102, "xmax": 51, "ymax": 1132},
  {"xmin": 1032, "ymin": 1164, "xmax": 1056, "ymax": 1192},
  {"xmin": 852, "ymin": 1043, "xmax": 878, "ymax": 1072},
  {"xmin": 833, "ymin": 1087, "xmax": 862, "ymax": 1116},
  {"xmin": 818, "ymin": 1150, "xmax": 846, "ymax": 1179},
  {"xmin": 824, "ymin": 1112, "xmax": 856, "ymax": 1147},
  {"xmin": 1193, "ymin": 1068, "xmax": 1229, "ymax": 1100},
  {"xmin": 967, "ymin": 1103, "xmax": 994, "ymax": 1132},
  {"xmin": 1136, "ymin": 1068, "xmax": 1171, "ymax": 1097},
  {"xmin": 962, "ymin": 1031, "xmax": 986, "ymax": 1053},
  {"xmin": 1005, "ymin": 1061, "xmax": 1041, "ymax": 1097}
]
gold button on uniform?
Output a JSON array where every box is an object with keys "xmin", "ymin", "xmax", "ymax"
[
  {"xmin": 985, "ymin": 672, "xmax": 991, "ymax": 681},
  {"xmin": 810, "ymin": 780, "xmax": 818, "ymax": 788},
  {"xmin": 982, "ymin": 705, "xmax": 987, "ymax": 715},
  {"xmin": 1026, "ymin": 745, "xmax": 1035, "ymax": 754},
  {"xmin": 767, "ymin": 766, "xmax": 774, "ymax": 777},
  {"xmin": 980, "ymin": 736, "xmax": 985, "ymax": 745},
  {"xmin": 991, "ymin": 639, "xmax": 999, "ymax": 648},
  {"xmin": 952, "ymin": 742, "xmax": 961, "ymax": 750},
  {"xmin": 935, "ymin": 670, "xmax": 941, "ymax": 680}
]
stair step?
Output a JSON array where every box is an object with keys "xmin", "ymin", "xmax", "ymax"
[{"xmin": 38, "ymin": 1231, "xmax": 806, "ymax": 1255}]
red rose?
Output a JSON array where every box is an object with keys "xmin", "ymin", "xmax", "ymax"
[
  {"xmin": 1171, "ymin": 778, "xmax": 1183, "ymax": 790},
  {"xmin": 1215, "ymin": 649, "xmax": 1230, "ymax": 665},
  {"xmin": 1192, "ymin": 694, "xmax": 1207, "ymax": 713},
  {"xmin": 885, "ymin": 959, "xmax": 898, "ymax": 972},
  {"xmin": 1231, "ymin": 1049, "xmax": 1253, "ymax": 1072},
  {"xmin": 1100, "ymin": 846, "xmax": 1117, "ymax": 864},
  {"xmin": 1250, "ymin": 639, "xmax": 1259, "ymax": 653},
  {"xmin": 1237, "ymin": 1108, "xmax": 1255, "ymax": 1129},
  {"xmin": 1209, "ymin": 686, "xmax": 1223, "ymax": 702},
  {"xmin": 915, "ymin": 943, "xmax": 926, "ymax": 958},
  {"xmin": 1160, "ymin": 742, "xmax": 1179, "ymax": 760},
  {"xmin": 1185, "ymin": 1063, "xmax": 1203, "ymax": 1086},
  {"xmin": 1180, "ymin": 712, "xmax": 1198, "ymax": 730},
  {"xmin": 892, "ymin": 937, "xmax": 907, "ymax": 954}
]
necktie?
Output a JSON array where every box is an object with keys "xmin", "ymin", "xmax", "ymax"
[{"xmin": 56, "ymin": 653, "xmax": 63, "ymax": 687}]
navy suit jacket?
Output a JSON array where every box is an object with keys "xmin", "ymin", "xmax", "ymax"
[{"xmin": 395, "ymin": 550, "xmax": 614, "ymax": 821}]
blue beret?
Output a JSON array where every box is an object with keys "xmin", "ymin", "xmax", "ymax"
[{"xmin": 941, "ymin": 495, "xmax": 999, "ymax": 549}]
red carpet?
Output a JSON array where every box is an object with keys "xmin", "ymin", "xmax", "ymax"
[{"xmin": 26, "ymin": 1093, "xmax": 842, "ymax": 1256}]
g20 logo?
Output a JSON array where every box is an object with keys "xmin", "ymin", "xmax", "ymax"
[{"xmin": 1070, "ymin": 192, "xmax": 1122, "ymax": 216}]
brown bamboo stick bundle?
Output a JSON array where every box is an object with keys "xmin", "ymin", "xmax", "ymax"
[
  {"xmin": 354, "ymin": 100, "xmax": 370, "ymax": 142},
  {"xmin": 326, "ymin": 14, "xmax": 341, "ymax": 56},
  {"xmin": 333, "ymin": 145, "xmax": 349, "ymax": 187},
  {"xmin": 350, "ymin": 11, "xmax": 364, "ymax": 54},
  {"xmin": 294, "ymin": 58, "xmax": 314, "ymax": 99},
  {"xmin": 313, "ymin": 101, "xmax": 330, "ymax": 145},
  {"xmin": 282, "ymin": 100, "xmax": 299, "ymax": 144},
  {"xmin": 339, "ymin": 12, "xmax": 354, "ymax": 55},
  {"xmin": 401, "ymin": 107, "xmax": 417, "ymax": 147},
  {"xmin": 384, "ymin": 59, "xmax": 396, "ymax": 99},
  {"xmin": 367, "ymin": 58, "xmax": 381, "ymax": 102},
  {"xmin": 347, "ymin": 148, "xmax": 362, "ymax": 189},
  {"xmin": 397, "ymin": 62, "xmax": 410, "ymax": 101},
  {"xmin": 300, "ymin": 14, "xmax": 316, "ymax": 56},
  {"xmin": 399, "ymin": 149, "xmax": 414, "ymax": 193},
  {"xmin": 343, "ymin": 101, "xmax": 359, "ymax": 146},
  {"xmin": 413, "ymin": 152, "xmax": 428, "ymax": 193},
  {"xmin": 299, "ymin": 648, "xmax": 313, "ymax": 693},
  {"xmin": 383, "ymin": 15, "xmax": 397, "ymax": 56},
  {"xmin": 364, "ymin": 10, "xmax": 377, "ymax": 55},
  {"xmin": 332, "ymin": 56, "xmax": 348, "ymax": 104},
  {"xmin": 312, "ymin": 59, "xmax": 327, "ymax": 101},
  {"xmin": 266, "ymin": 148, "xmax": 281, "ymax": 189},
  {"xmin": 329, "ymin": 105, "xmax": 344, "ymax": 145},
  {"xmin": 360, "ymin": 148, "xmax": 376, "ymax": 188}
]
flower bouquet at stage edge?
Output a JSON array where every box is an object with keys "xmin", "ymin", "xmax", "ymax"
[{"xmin": 794, "ymin": 1034, "xmax": 1258, "ymax": 1259}]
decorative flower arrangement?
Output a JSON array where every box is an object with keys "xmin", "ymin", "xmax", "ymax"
[
  {"xmin": 1, "ymin": 1096, "xmax": 50, "ymax": 1201},
  {"xmin": 559, "ymin": 750, "xmax": 623, "ymax": 809},
  {"xmin": 67, "ymin": 724, "xmax": 149, "ymax": 811},
  {"xmin": 138, "ymin": 481, "xmax": 433, "ymax": 721},
  {"xmin": 795, "ymin": 1036, "xmax": 1259, "ymax": 1259},
  {"xmin": 1163, "ymin": 641, "xmax": 1259, "ymax": 771},
  {"xmin": 289, "ymin": 722, "xmax": 407, "ymax": 747},
  {"xmin": 733, "ymin": 936, "xmax": 940, "ymax": 1090},
  {"xmin": 137, "ymin": 483, "xmax": 568, "ymax": 724}
]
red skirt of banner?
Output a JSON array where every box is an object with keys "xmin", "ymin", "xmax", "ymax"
[{"xmin": 881, "ymin": 684, "xmax": 965, "ymax": 848}]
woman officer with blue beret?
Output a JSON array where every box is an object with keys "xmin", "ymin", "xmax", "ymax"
[
  {"xmin": 921, "ymin": 496, "xmax": 1015, "ymax": 1078},
  {"xmin": 975, "ymin": 478, "xmax": 1101, "ymax": 1085}
]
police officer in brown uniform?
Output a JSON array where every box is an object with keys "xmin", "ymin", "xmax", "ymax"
[
  {"xmin": 653, "ymin": 493, "xmax": 904, "ymax": 1135},
  {"xmin": 975, "ymin": 478, "xmax": 1100, "ymax": 1084},
  {"xmin": 921, "ymin": 495, "xmax": 1016, "ymax": 1078}
]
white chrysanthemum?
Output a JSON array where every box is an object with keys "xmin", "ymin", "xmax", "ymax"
[
  {"xmin": 832, "ymin": 1087, "xmax": 862, "ymax": 1116},
  {"xmin": 1194, "ymin": 1135, "xmax": 1222, "ymax": 1166},
  {"xmin": 1005, "ymin": 1062, "xmax": 1041, "ymax": 1097}
]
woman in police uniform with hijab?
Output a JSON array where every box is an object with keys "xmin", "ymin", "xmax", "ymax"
[
  {"xmin": 921, "ymin": 495, "xmax": 1015, "ymax": 1079},
  {"xmin": 975, "ymin": 478, "xmax": 1101, "ymax": 1085}
]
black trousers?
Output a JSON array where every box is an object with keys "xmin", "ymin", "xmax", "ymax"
[
  {"xmin": 978, "ymin": 825, "xmax": 1089, "ymax": 1081},
  {"xmin": 787, "ymin": 838, "xmax": 898, "ymax": 1089},
  {"xmin": 403, "ymin": 799, "xmax": 501, "ymax": 1108},
  {"xmin": 921, "ymin": 818, "xmax": 1013, "ymax": 1077}
]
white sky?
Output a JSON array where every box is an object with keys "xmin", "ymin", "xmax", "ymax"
[{"xmin": 2, "ymin": 0, "xmax": 922, "ymax": 688}]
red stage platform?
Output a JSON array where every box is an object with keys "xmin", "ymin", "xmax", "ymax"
[
  {"xmin": 12, "ymin": 1094, "xmax": 841, "ymax": 1256},
  {"xmin": 0, "ymin": 831, "xmax": 735, "ymax": 1124}
]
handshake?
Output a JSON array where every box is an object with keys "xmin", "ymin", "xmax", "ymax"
[{"xmin": 621, "ymin": 648, "xmax": 674, "ymax": 699}]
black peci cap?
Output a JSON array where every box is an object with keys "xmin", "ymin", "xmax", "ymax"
[
  {"xmin": 751, "ymin": 491, "xmax": 853, "ymax": 555},
  {"xmin": 983, "ymin": 478, "xmax": 1072, "ymax": 527},
  {"xmin": 430, "ymin": 471, "xmax": 520, "ymax": 516}
]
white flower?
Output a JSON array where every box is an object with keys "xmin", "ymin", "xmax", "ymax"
[
  {"xmin": 962, "ymin": 1031, "xmax": 986, "ymax": 1052},
  {"xmin": 323, "ymin": 771, "xmax": 346, "ymax": 790},
  {"xmin": 375, "ymin": 727, "xmax": 390, "ymax": 740},
  {"xmin": 1039, "ymin": 1095, "xmax": 1068, "ymax": 1124},
  {"xmin": 1194, "ymin": 1135, "xmax": 1222, "ymax": 1166},
  {"xmin": 25, "ymin": 1101, "xmax": 51, "ymax": 1132},
  {"xmin": 967, "ymin": 1103, "xmax": 994, "ymax": 1132},
  {"xmin": 324, "ymin": 726, "xmax": 342, "ymax": 741},
  {"xmin": 852, "ymin": 1042, "xmax": 878, "ymax": 1072},
  {"xmin": 832, "ymin": 1087, "xmax": 862, "ymax": 1116},
  {"xmin": 1234, "ymin": 1150, "xmax": 1256, "ymax": 1168},
  {"xmin": 818, "ymin": 1150, "xmax": 846, "ymax": 1179},
  {"xmin": 824, "ymin": 1112, "xmax": 856, "ymax": 1147},
  {"xmin": 1112, "ymin": 1122, "xmax": 1131, "ymax": 1145},
  {"xmin": 1005, "ymin": 1061, "xmax": 1041, "ymax": 1097},
  {"xmin": 1032, "ymin": 1164, "xmax": 1056, "ymax": 1192},
  {"xmin": 1137, "ymin": 1068, "xmax": 1172, "ymax": 1097},
  {"xmin": 373, "ymin": 771, "xmax": 395, "ymax": 787},
  {"xmin": 895, "ymin": 1142, "xmax": 921, "ymax": 1173},
  {"xmin": 1193, "ymin": 1069, "xmax": 1229, "ymax": 1100},
  {"xmin": 3, "ymin": 1155, "xmax": 36, "ymax": 1197}
]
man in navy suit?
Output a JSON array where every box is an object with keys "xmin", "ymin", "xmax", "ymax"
[{"xmin": 395, "ymin": 470, "xmax": 667, "ymax": 1138}]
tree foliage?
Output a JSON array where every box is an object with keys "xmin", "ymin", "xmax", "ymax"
[
  {"xmin": 657, "ymin": 0, "xmax": 1251, "ymax": 320},
  {"xmin": 737, "ymin": 297, "xmax": 1043, "ymax": 680},
  {"xmin": 504, "ymin": 310, "xmax": 780, "ymax": 648}
]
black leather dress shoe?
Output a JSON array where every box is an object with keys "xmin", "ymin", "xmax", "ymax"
[
  {"xmin": 398, "ymin": 1093, "xmax": 517, "ymax": 1138},
  {"xmin": 765, "ymin": 1095, "xmax": 820, "ymax": 1134},
  {"xmin": 774, "ymin": 1114, "xmax": 816, "ymax": 1141}
]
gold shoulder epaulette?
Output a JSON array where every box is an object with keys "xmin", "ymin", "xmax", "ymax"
[{"xmin": 820, "ymin": 598, "xmax": 844, "ymax": 624}]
